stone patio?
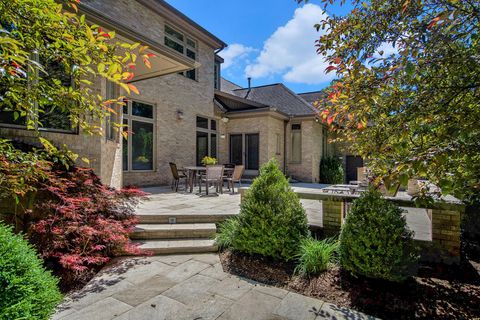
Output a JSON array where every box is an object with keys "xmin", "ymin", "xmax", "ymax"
[
  {"xmin": 138, "ymin": 185, "xmax": 431, "ymax": 240},
  {"xmin": 53, "ymin": 254, "xmax": 376, "ymax": 320}
]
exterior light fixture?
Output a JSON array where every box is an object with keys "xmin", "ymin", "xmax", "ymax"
[
  {"xmin": 221, "ymin": 117, "xmax": 229, "ymax": 123},
  {"xmin": 176, "ymin": 110, "xmax": 184, "ymax": 120}
]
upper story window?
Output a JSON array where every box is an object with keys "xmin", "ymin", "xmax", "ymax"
[
  {"xmin": 164, "ymin": 25, "xmax": 198, "ymax": 81},
  {"xmin": 214, "ymin": 61, "xmax": 221, "ymax": 90}
]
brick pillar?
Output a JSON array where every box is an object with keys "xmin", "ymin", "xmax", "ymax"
[
  {"xmin": 322, "ymin": 199, "xmax": 344, "ymax": 236},
  {"xmin": 431, "ymin": 207, "xmax": 462, "ymax": 263}
]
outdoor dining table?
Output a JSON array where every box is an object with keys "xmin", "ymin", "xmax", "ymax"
[{"xmin": 183, "ymin": 166, "xmax": 234, "ymax": 193}]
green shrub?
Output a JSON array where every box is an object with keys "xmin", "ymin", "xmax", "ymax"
[
  {"xmin": 0, "ymin": 223, "xmax": 62, "ymax": 320},
  {"xmin": 339, "ymin": 189, "xmax": 419, "ymax": 282},
  {"xmin": 232, "ymin": 159, "xmax": 309, "ymax": 261},
  {"xmin": 215, "ymin": 217, "xmax": 239, "ymax": 250},
  {"xmin": 295, "ymin": 237, "xmax": 339, "ymax": 276},
  {"xmin": 319, "ymin": 156, "xmax": 344, "ymax": 184}
]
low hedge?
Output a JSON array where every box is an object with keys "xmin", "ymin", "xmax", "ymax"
[{"xmin": 0, "ymin": 223, "xmax": 62, "ymax": 320}]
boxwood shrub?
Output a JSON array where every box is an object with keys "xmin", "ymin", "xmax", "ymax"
[
  {"xmin": 0, "ymin": 223, "xmax": 62, "ymax": 320},
  {"xmin": 231, "ymin": 159, "xmax": 309, "ymax": 261},
  {"xmin": 339, "ymin": 188, "xmax": 419, "ymax": 282},
  {"xmin": 319, "ymin": 156, "xmax": 344, "ymax": 184}
]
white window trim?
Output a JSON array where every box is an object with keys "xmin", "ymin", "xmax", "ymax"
[{"xmin": 123, "ymin": 99, "xmax": 156, "ymax": 172}]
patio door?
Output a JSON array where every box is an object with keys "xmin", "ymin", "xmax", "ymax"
[{"xmin": 229, "ymin": 133, "xmax": 259, "ymax": 175}]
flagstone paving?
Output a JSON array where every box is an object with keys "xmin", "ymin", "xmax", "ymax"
[{"xmin": 53, "ymin": 254, "xmax": 376, "ymax": 320}]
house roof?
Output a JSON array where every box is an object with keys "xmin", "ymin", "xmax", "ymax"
[
  {"xmin": 232, "ymin": 84, "xmax": 318, "ymax": 117},
  {"xmin": 214, "ymin": 90, "xmax": 268, "ymax": 112},
  {"xmin": 220, "ymin": 78, "xmax": 242, "ymax": 95},
  {"xmin": 80, "ymin": 0, "xmax": 226, "ymax": 50},
  {"xmin": 138, "ymin": 0, "xmax": 226, "ymax": 49},
  {"xmin": 298, "ymin": 90, "xmax": 327, "ymax": 105}
]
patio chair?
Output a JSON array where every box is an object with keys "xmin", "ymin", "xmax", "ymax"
[
  {"xmin": 224, "ymin": 165, "xmax": 244, "ymax": 194},
  {"xmin": 169, "ymin": 162, "xmax": 187, "ymax": 192},
  {"xmin": 199, "ymin": 165, "xmax": 224, "ymax": 195}
]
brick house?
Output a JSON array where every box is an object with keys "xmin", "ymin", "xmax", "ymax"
[{"xmin": 0, "ymin": 0, "xmax": 361, "ymax": 187}]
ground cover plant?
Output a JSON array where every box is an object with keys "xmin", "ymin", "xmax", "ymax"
[
  {"xmin": 294, "ymin": 237, "xmax": 339, "ymax": 276},
  {"xmin": 0, "ymin": 223, "xmax": 62, "ymax": 320}
]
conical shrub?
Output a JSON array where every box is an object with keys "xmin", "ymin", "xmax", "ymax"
[
  {"xmin": 232, "ymin": 159, "xmax": 309, "ymax": 260},
  {"xmin": 339, "ymin": 188, "xmax": 419, "ymax": 282}
]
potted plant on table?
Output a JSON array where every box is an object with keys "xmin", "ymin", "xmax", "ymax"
[{"xmin": 201, "ymin": 156, "xmax": 218, "ymax": 166}]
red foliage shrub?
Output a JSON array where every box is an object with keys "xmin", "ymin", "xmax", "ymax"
[{"xmin": 29, "ymin": 167, "xmax": 145, "ymax": 289}]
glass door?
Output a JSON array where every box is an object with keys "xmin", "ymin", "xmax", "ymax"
[
  {"xmin": 229, "ymin": 134, "xmax": 243, "ymax": 165},
  {"xmin": 245, "ymin": 134, "xmax": 259, "ymax": 170}
]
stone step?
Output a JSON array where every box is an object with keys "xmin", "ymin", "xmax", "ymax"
[
  {"xmin": 137, "ymin": 213, "xmax": 235, "ymax": 224},
  {"xmin": 133, "ymin": 239, "xmax": 217, "ymax": 255},
  {"xmin": 131, "ymin": 223, "xmax": 216, "ymax": 240}
]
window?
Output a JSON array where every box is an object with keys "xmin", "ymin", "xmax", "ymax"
[
  {"xmin": 322, "ymin": 127, "xmax": 328, "ymax": 157},
  {"xmin": 0, "ymin": 53, "xmax": 75, "ymax": 133},
  {"xmin": 164, "ymin": 24, "xmax": 198, "ymax": 80},
  {"xmin": 105, "ymin": 80, "xmax": 120, "ymax": 141},
  {"xmin": 291, "ymin": 123, "xmax": 302, "ymax": 163},
  {"xmin": 123, "ymin": 100, "xmax": 155, "ymax": 171},
  {"xmin": 196, "ymin": 116, "xmax": 218, "ymax": 165},
  {"xmin": 214, "ymin": 61, "xmax": 221, "ymax": 90}
]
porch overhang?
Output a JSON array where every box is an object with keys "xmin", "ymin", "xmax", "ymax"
[{"xmin": 79, "ymin": 4, "xmax": 199, "ymax": 83}]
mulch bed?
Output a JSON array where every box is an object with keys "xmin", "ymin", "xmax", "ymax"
[{"xmin": 220, "ymin": 250, "xmax": 480, "ymax": 319}]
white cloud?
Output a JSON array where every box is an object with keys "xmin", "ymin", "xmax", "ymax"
[
  {"xmin": 220, "ymin": 43, "xmax": 256, "ymax": 70},
  {"xmin": 245, "ymin": 4, "xmax": 335, "ymax": 85}
]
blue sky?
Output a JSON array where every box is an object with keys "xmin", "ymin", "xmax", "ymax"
[{"xmin": 166, "ymin": 0, "xmax": 353, "ymax": 93}]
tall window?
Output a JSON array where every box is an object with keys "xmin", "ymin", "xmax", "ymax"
[
  {"xmin": 0, "ymin": 53, "xmax": 75, "ymax": 133},
  {"xmin": 196, "ymin": 116, "xmax": 217, "ymax": 165},
  {"xmin": 123, "ymin": 100, "xmax": 155, "ymax": 171},
  {"xmin": 291, "ymin": 123, "xmax": 302, "ymax": 163},
  {"xmin": 105, "ymin": 80, "xmax": 120, "ymax": 141},
  {"xmin": 164, "ymin": 25, "xmax": 198, "ymax": 80},
  {"xmin": 214, "ymin": 61, "xmax": 221, "ymax": 90},
  {"xmin": 322, "ymin": 127, "xmax": 328, "ymax": 157}
]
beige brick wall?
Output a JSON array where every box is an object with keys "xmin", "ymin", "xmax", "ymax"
[
  {"xmin": 123, "ymin": 40, "xmax": 217, "ymax": 186},
  {"xmin": 0, "ymin": 76, "xmax": 125, "ymax": 189},
  {"xmin": 286, "ymin": 119, "xmax": 325, "ymax": 182}
]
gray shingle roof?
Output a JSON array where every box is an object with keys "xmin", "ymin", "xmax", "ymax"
[
  {"xmin": 220, "ymin": 78, "xmax": 242, "ymax": 95},
  {"xmin": 232, "ymin": 84, "xmax": 317, "ymax": 117},
  {"xmin": 298, "ymin": 90, "xmax": 327, "ymax": 105}
]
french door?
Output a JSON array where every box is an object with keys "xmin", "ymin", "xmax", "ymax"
[{"xmin": 230, "ymin": 133, "xmax": 259, "ymax": 174}]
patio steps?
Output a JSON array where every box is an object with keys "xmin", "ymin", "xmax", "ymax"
[
  {"xmin": 137, "ymin": 213, "xmax": 235, "ymax": 224},
  {"xmin": 132, "ymin": 239, "xmax": 217, "ymax": 255},
  {"xmin": 131, "ymin": 218, "xmax": 222, "ymax": 255},
  {"xmin": 131, "ymin": 223, "xmax": 216, "ymax": 240}
]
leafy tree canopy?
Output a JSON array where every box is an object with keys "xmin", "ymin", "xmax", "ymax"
[
  {"xmin": 0, "ymin": 0, "xmax": 151, "ymax": 136},
  {"xmin": 301, "ymin": 0, "xmax": 480, "ymax": 203}
]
